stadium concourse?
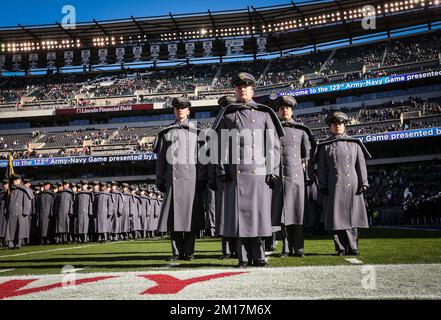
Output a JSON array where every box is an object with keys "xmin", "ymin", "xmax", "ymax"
[{"xmin": 1, "ymin": 0, "xmax": 441, "ymax": 301}]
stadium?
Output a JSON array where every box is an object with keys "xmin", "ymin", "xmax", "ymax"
[{"xmin": 0, "ymin": 0, "xmax": 441, "ymax": 302}]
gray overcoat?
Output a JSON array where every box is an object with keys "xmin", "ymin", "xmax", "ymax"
[
  {"xmin": 271, "ymin": 120, "xmax": 315, "ymax": 226},
  {"xmin": 212, "ymin": 100, "xmax": 283, "ymax": 238},
  {"xmin": 317, "ymin": 133, "xmax": 371, "ymax": 231},
  {"xmin": 74, "ymin": 190, "xmax": 93, "ymax": 234},
  {"xmin": 154, "ymin": 119, "xmax": 206, "ymax": 233}
]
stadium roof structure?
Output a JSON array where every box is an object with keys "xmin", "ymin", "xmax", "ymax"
[{"xmin": 0, "ymin": 0, "xmax": 441, "ymax": 68}]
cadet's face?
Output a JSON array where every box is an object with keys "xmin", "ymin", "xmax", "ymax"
[
  {"xmin": 234, "ymin": 84, "xmax": 254, "ymax": 103},
  {"xmin": 278, "ymin": 105, "xmax": 293, "ymax": 121},
  {"xmin": 330, "ymin": 122, "xmax": 345, "ymax": 135},
  {"xmin": 13, "ymin": 179, "xmax": 21, "ymax": 186},
  {"xmin": 82, "ymin": 185, "xmax": 88, "ymax": 190},
  {"xmin": 44, "ymin": 185, "xmax": 50, "ymax": 190},
  {"xmin": 174, "ymin": 107, "xmax": 189, "ymax": 122}
]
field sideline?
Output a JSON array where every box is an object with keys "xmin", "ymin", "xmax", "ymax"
[{"xmin": 1, "ymin": 227, "xmax": 441, "ymax": 299}]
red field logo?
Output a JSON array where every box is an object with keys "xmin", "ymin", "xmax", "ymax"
[{"xmin": 0, "ymin": 272, "xmax": 247, "ymax": 299}]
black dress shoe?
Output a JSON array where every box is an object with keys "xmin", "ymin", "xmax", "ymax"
[
  {"xmin": 336, "ymin": 251, "xmax": 345, "ymax": 256},
  {"xmin": 294, "ymin": 252, "xmax": 305, "ymax": 258},
  {"xmin": 184, "ymin": 254, "xmax": 195, "ymax": 261},
  {"xmin": 166, "ymin": 255, "xmax": 180, "ymax": 261},
  {"xmin": 348, "ymin": 250, "xmax": 359, "ymax": 256},
  {"xmin": 280, "ymin": 253, "xmax": 288, "ymax": 258},
  {"xmin": 254, "ymin": 260, "xmax": 267, "ymax": 267},
  {"xmin": 218, "ymin": 254, "xmax": 231, "ymax": 260},
  {"xmin": 236, "ymin": 262, "xmax": 248, "ymax": 268}
]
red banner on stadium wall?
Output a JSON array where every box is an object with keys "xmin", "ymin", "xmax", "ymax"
[{"xmin": 55, "ymin": 103, "xmax": 154, "ymax": 115}]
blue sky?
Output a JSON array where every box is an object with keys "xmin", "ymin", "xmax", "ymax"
[{"xmin": 0, "ymin": 0, "xmax": 302, "ymax": 27}]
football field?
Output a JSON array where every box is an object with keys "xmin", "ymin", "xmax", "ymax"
[{"xmin": 1, "ymin": 227, "xmax": 441, "ymax": 300}]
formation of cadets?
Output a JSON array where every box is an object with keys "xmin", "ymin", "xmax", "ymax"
[
  {"xmin": 0, "ymin": 72, "xmax": 371, "ymax": 270},
  {"xmin": 153, "ymin": 72, "xmax": 371, "ymax": 267},
  {"xmin": 0, "ymin": 178, "xmax": 163, "ymax": 249}
]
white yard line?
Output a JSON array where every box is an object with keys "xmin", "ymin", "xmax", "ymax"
[
  {"xmin": 0, "ymin": 240, "xmax": 129, "ymax": 259},
  {"xmin": 345, "ymin": 258, "xmax": 363, "ymax": 264},
  {"xmin": 0, "ymin": 245, "xmax": 96, "ymax": 259},
  {"xmin": 0, "ymin": 269, "xmax": 15, "ymax": 273},
  {"xmin": 375, "ymin": 226, "xmax": 441, "ymax": 232}
]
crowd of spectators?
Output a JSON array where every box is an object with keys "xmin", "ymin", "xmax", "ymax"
[
  {"xmin": 1, "ymin": 29, "xmax": 440, "ymax": 109},
  {"xmin": 367, "ymin": 163, "xmax": 441, "ymax": 224}
]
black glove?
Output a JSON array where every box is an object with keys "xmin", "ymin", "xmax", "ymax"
[
  {"xmin": 208, "ymin": 182, "xmax": 217, "ymax": 191},
  {"xmin": 156, "ymin": 183, "xmax": 166, "ymax": 193},
  {"xmin": 319, "ymin": 187, "xmax": 329, "ymax": 195},
  {"xmin": 356, "ymin": 185, "xmax": 368, "ymax": 195},
  {"xmin": 265, "ymin": 174, "xmax": 277, "ymax": 190},
  {"xmin": 218, "ymin": 173, "xmax": 231, "ymax": 183}
]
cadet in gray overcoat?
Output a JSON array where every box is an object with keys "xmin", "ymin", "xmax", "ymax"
[
  {"xmin": 154, "ymin": 97, "xmax": 206, "ymax": 261},
  {"xmin": 94, "ymin": 181, "xmax": 113, "ymax": 242},
  {"xmin": 129, "ymin": 185, "xmax": 142, "ymax": 239},
  {"xmin": 74, "ymin": 180, "xmax": 93, "ymax": 243},
  {"xmin": 5, "ymin": 175, "xmax": 33, "ymax": 249},
  {"xmin": 120, "ymin": 183, "xmax": 131, "ymax": 240},
  {"xmin": 211, "ymin": 73, "xmax": 284, "ymax": 268},
  {"xmin": 270, "ymin": 95, "xmax": 316, "ymax": 257},
  {"xmin": 110, "ymin": 181, "xmax": 123, "ymax": 241},
  {"xmin": 55, "ymin": 180, "xmax": 74, "ymax": 244},
  {"xmin": 317, "ymin": 111, "xmax": 371, "ymax": 256},
  {"xmin": 139, "ymin": 188, "xmax": 150, "ymax": 238},
  {"xmin": 38, "ymin": 182, "xmax": 55, "ymax": 244}
]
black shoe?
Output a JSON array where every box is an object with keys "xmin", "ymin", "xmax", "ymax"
[
  {"xmin": 348, "ymin": 250, "xmax": 359, "ymax": 256},
  {"xmin": 236, "ymin": 262, "xmax": 248, "ymax": 268},
  {"xmin": 254, "ymin": 260, "xmax": 267, "ymax": 267},
  {"xmin": 280, "ymin": 253, "xmax": 288, "ymax": 258},
  {"xmin": 166, "ymin": 255, "xmax": 180, "ymax": 261},
  {"xmin": 218, "ymin": 254, "xmax": 231, "ymax": 260},
  {"xmin": 336, "ymin": 251, "xmax": 345, "ymax": 256},
  {"xmin": 294, "ymin": 252, "xmax": 305, "ymax": 258},
  {"xmin": 184, "ymin": 255, "xmax": 195, "ymax": 261}
]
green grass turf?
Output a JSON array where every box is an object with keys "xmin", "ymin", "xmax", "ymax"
[{"xmin": 0, "ymin": 227, "xmax": 441, "ymax": 276}]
